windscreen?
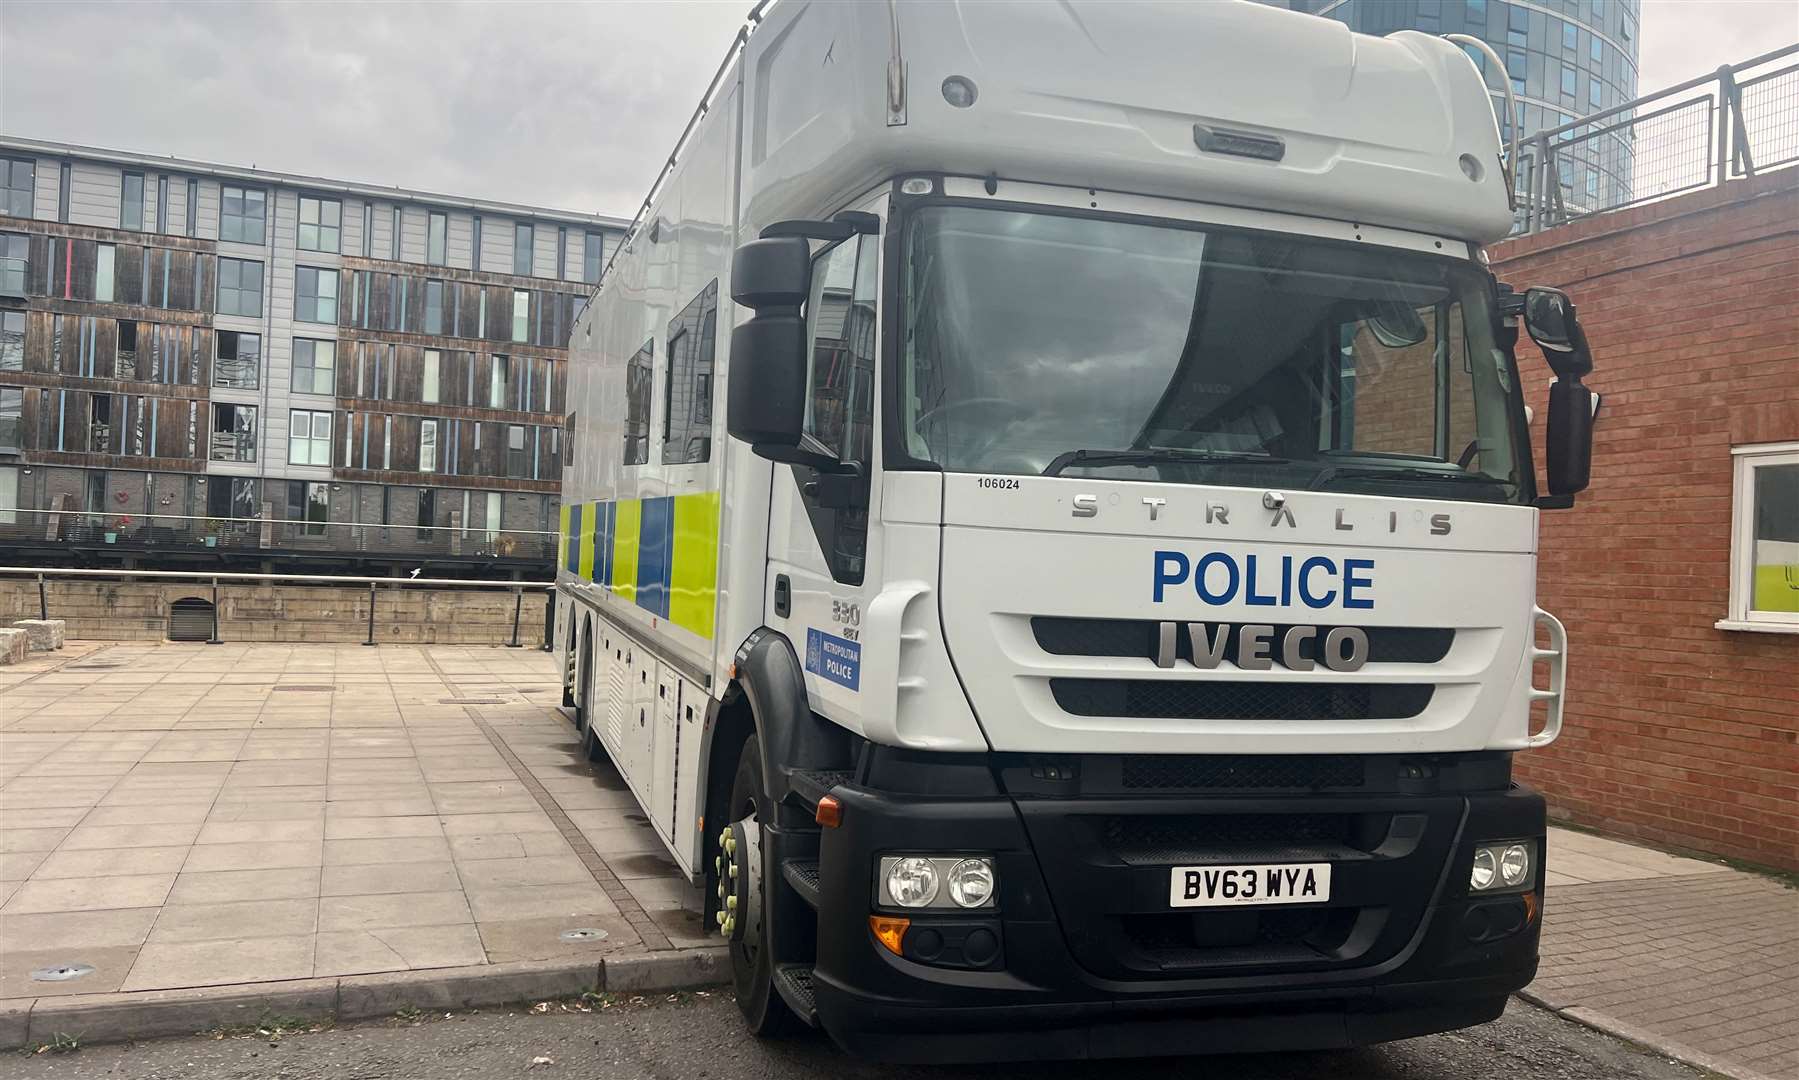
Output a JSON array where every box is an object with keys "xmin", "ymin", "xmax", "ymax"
[{"xmin": 900, "ymin": 206, "xmax": 1526, "ymax": 503}]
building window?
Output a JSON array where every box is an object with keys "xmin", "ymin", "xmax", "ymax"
[
  {"xmin": 362, "ymin": 203, "xmax": 374, "ymax": 257},
  {"xmin": 623, "ymin": 339, "xmax": 652, "ymax": 465},
  {"xmin": 292, "ymin": 338, "xmax": 336, "ymax": 395},
  {"xmin": 288, "ymin": 408, "xmax": 332, "ymax": 465},
  {"xmin": 1562, "ymin": 21, "xmax": 1577, "ymax": 51},
  {"xmin": 295, "ymin": 267, "xmax": 339, "ymax": 323},
  {"xmin": 217, "ymin": 257, "xmax": 264, "ymax": 317},
  {"xmin": 0, "ymin": 231, "xmax": 27, "ymax": 296},
  {"xmin": 420, "ymin": 418, "xmax": 438, "ymax": 473},
  {"xmin": 120, "ymin": 172, "xmax": 145, "ymax": 230},
  {"xmin": 427, "ymin": 211, "xmax": 447, "ymax": 265},
  {"xmin": 424, "ymin": 279, "xmax": 445, "ymax": 335},
  {"xmin": 583, "ymin": 231, "xmax": 603, "ymax": 283},
  {"xmin": 219, "ymin": 184, "xmax": 265, "ymax": 244},
  {"xmin": 155, "ymin": 176, "xmax": 169, "ymax": 233},
  {"xmin": 1507, "ymin": 2, "xmax": 1527, "ymax": 47},
  {"xmin": 2, "ymin": 157, "xmax": 34, "ymax": 218},
  {"xmin": 61, "ymin": 163, "xmax": 74, "ymax": 223},
  {"xmin": 507, "ymin": 424, "xmax": 528, "ymax": 477},
  {"xmin": 511, "ymin": 290, "xmax": 530, "ymax": 343},
  {"xmin": 287, "ymin": 479, "xmax": 330, "ymax": 536},
  {"xmin": 185, "ymin": 177, "xmax": 197, "ymax": 235},
  {"xmin": 1561, "ymin": 65, "xmax": 1577, "ymax": 99},
  {"xmin": 214, "ymin": 330, "xmax": 261, "ymax": 389},
  {"xmin": 1465, "ymin": 0, "xmax": 1485, "ymax": 23},
  {"xmin": 556, "ymin": 225, "xmax": 568, "ymax": 279},
  {"xmin": 485, "ymin": 491, "xmax": 502, "ymax": 542},
  {"xmin": 95, "ymin": 244, "xmax": 116, "ymax": 303},
  {"xmin": 299, "ymin": 196, "xmax": 342, "ymax": 253},
  {"xmin": 1726, "ymin": 443, "xmax": 1799, "ymax": 630},
  {"xmin": 472, "ymin": 215, "xmax": 483, "ymax": 270},
  {"xmin": 0, "ymin": 386, "xmax": 21, "ymax": 448},
  {"xmin": 513, "ymin": 223, "xmax": 533, "ymax": 276},
  {"xmin": 423, "ymin": 349, "xmax": 441, "ymax": 403},
  {"xmin": 391, "ymin": 206, "xmax": 402, "ymax": 260},
  {"xmin": 1590, "ymin": 76, "xmax": 1603, "ymax": 109},
  {"xmin": 417, "ymin": 487, "xmax": 435, "ymax": 541},
  {"xmin": 0, "ymin": 310, "xmax": 22, "ymax": 370},
  {"xmin": 490, "ymin": 354, "xmax": 508, "ymax": 408},
  {"xmin": 1590, "ymin": 35, "xmax": 1603, "ymax": 64},
  {"xmin": 210, "ymin": 403, "xmax": 258, "ymax": 462},
  {"xmin": 0, "ymin": 464, "xmax": 16, "ymax": 524}
]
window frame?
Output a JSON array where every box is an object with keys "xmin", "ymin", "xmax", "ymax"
[
  {"xmin": 298, "ymin": 194, "xmax": 342, "ymax": 253},
  {"xmin": 288, "ymin": 408, "xmax": 333, "ymax": 467},
  {"xmin": 120, "ymin": 171, "xmax": 145, "ymax": 231},
  {"xmin": 0, "ymin": 309, "xmax": 24, "ymax": 371},
  {"xmin": 294, "ymin": 266, "xmax": 339, "ymax": 324},
  {"xmin": 214, "ymin": 330, "xmax": 262, "ymax": 390},
  {"xmin": 513, "ymin": 222, "xmax": 533, "ymax": 276},
  {"xmin": 1721, "ymin": 441, "xmax": 1799, "ymax": 633},
  {"xmin": 0, "ymin": 230, "xmax": 30, "ymax": 296},
  {"xmin": 209, "ymin": 402, "xmax": 258, "ymax": 463},
  {"xmin": 1, "ymin": 156, "xmax": 33, "ymax": 219},
  {"xmin": 291, "ymin": 337, "xmax": 336, "ymax": 396},
  {"xmin": 219, "ymin": 183, "xmax": 266, "ymax": 244},
  {"xmin": 427, "ymin": 211, "xmax": 447, "ymax": 265},
  {"xmin": 216, "ymin": 256, "xmax": 265, "ymax": 317}
]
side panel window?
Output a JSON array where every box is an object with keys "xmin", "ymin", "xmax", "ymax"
[
  {"xmin": 660, "ymin": 279, "xmax": 717, "ymax": 464},
  {"xmin": 623, "ymin": 339, "xmax": 652, "ymax": 466}
]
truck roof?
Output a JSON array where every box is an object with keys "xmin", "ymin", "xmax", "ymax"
[{"xmin": 735, "ymin": 0, "xmax": 1513, "ymax": 244}]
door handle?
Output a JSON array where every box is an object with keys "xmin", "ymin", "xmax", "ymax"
[{"xmin": 774, "ymin": 574, "xmax": 791, "ymax": 618}]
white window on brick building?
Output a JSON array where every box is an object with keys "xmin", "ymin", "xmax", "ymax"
[{"xmin": 1722, "ymin": 442, "xmax": 1799, "ymax": 632}]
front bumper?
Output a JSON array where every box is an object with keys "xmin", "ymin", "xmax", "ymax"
[{"xmin": 809, "ymin": 762, "xmax": 1544, "ymax": 1063}]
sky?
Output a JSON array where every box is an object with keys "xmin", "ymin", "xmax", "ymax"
[{"xmin": 0, "ymin": 0, "xmax": 1792, "ymax": 220}]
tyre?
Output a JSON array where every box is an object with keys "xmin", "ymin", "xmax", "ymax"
[
  {"xmin": 723, "ymin": 736, "xmax": 798, "ymax": 1035},
  {"xmin": 576, "ymin": 638, "xmax": 608, "ymax": 763}
]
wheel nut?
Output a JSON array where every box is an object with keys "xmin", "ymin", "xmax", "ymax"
[{"xmin": 726, "ymin": 895, "xmax": 738, "ymax": 912}]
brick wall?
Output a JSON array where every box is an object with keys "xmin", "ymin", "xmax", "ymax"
[
  {"xmin": 0, "ymin": 579, "xmax": 550, "ymax": 647},
  {"xmin": 1489, "ymin": 170, "xmax": 1799, "ymax": 871}
]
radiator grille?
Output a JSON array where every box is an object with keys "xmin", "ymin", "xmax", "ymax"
[
  {"xmin": 1032, "ymin": 618, "xmax": 1453, "ymax": 666},
  {"xmin": 1120, "ymin": 755, "xmax": 1365, "ymax": 791},
  {"xmin": 1050, "ymin": 679, "xmax": 1433, "ymax": 720}
]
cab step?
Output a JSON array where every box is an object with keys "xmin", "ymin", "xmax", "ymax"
[
  {"xmin": 789, "ymin": 769, "xmax": 854, "ymax": 813},
  {"xmin": 773, "ymin": 964, "xmax": 820, "ymax": 1027},
  {"xmin": 780, "ymin": 858, "xmax": 821, "ymax": 909}
]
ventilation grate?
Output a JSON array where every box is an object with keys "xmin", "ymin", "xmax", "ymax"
[{"xmin": 1051, "ymin": 679, "xmax": 1433, "ymax": 721}]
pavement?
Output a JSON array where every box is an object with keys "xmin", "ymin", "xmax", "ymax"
[
  {"xmin": 0, "ymin": 989, "xmax": 1715, "ymax": 1080},
  {"xmin": 1, "ymin": 641, "xmax": 1795, "ymax": 1078},
  {"xmin": 0, "ymin": 641, "xmax": 717, "ymax": 1047}
]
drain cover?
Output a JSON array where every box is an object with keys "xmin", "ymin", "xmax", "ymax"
[
  {"xmin": 560, "ymin": 928, "xmax": 609, "ymax": 942},
  {"xmin": 274, "ymin": 685, "xmax": 337, "ymax": 693},
  {"xmin": 32, "ymin": 964, "xmax": 95, "ymax": 982}
]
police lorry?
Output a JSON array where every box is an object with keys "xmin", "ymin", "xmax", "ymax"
[{"xmin": 554, "ymin": 0, "xmax": 1600, "ymax": 1062}]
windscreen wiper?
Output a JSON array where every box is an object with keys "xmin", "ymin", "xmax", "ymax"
[
  {"xmin": 1307, "ymin": 464, "xmax": 1510, "ymax": 489},
  {"xmin": 1043, "ymin": 447, "xmax": 1290, "ymax": 477}
]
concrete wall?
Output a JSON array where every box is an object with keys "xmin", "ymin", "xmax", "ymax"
[
  {"xmin": 0, "ymin": 579, "xmax": 549, "ymax": 646},
  {"xmin": 1489, "ymin": 169, "xmax": 1799, "ymax": 871}
]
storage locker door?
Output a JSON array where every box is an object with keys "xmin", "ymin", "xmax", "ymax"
[{"xmin": 651, "ymin": 669, "xmax": 679, "ymax": 840}]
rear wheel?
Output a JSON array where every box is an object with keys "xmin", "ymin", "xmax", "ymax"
[
  {"xmin": 720, "ymin": 736, "xmax": 798, "ymax": 1036},
  {"xmin": 576, "ymin": 629, "xmax": 607, "ymax": 763}
]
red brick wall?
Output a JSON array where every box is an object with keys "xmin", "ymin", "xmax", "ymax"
[{"xmin": 1488, "ymin": 170, "xmax": 1799, "ymax": 871}]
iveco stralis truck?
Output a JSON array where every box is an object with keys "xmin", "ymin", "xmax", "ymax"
[{"xmin": 554, "ymin": 0, "xmax": 1601, "ymax": 1062}]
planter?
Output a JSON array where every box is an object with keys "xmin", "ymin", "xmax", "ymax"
[
  {"xmin": 204, "ymin": 536, "xmax": 218, "ymax": 548},
  {"xmin": 104, "ymin": 532, "xmax": 117, "ymax": 543}
]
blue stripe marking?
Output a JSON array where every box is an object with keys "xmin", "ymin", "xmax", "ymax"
[
  {"xmin": 635, "ymin": 496, "xmax": 674, "ymax": 618},
  {"xmin": 599, "ymin": 501, "xmax": 615, "ymax": 587}
]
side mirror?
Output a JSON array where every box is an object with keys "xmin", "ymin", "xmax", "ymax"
[
  {"xmin": 1523, "ymin": 286, "xmax": 1593, "ymax": 379},
  {"xmin": 725, "ymin": 236, "xmax": 843, "ymax": 472},
  {"xmin": 1544, "ymin": 378, "xmax": 1595, "ymax": 498}
]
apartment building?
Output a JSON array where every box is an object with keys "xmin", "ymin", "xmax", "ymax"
[{"xmin": 0, "ymin": 137, "xmax": 627, "ymax": 573}]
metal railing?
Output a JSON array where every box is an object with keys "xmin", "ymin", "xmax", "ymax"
[
  {"xmin": 1512, "ymin": 44, "xmax": 1799, "ymax": 234},
  {"xmin": 1, "ymin": 565, "xmax": 556, "ymax": 649},
  {"xmin": 0, "ymin": 508, "xmax": 558, "ymax": 561}
]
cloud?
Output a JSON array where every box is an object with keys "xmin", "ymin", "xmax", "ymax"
[{"xmin": 0, "ymin": 0, "xmax": 749, "ymax": 217}]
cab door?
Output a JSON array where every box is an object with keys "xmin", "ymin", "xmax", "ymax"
[{"xmin": 764, "ymin": 212, "xmax": 884, "ymax": 727}]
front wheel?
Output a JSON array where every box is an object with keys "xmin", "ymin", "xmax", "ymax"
[{"xmin": 719, "ymin": 736, "xmax": 798, "ymax": 1036}]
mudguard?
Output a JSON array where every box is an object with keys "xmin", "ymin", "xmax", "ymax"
[{"xmin": 732, "ymin": 627, "xmax": 854, "ymax": 803}]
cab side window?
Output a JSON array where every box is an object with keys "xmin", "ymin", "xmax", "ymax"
[{"xmin": 799, "ymin": 235, "xmax": 878, "ymax": 584}]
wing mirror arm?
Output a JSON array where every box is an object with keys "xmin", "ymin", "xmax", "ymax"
[{"xmin": 1501, "ymin": 284, "xmax": 1600, "ymax": 509}]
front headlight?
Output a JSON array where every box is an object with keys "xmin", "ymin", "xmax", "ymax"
[
  {"xmin": 1469, "ymin": 839, "xmax": 1535, "ymax": 893},
  {"xmin": 878, "ymin": 855, "xmax": 998, "ymax": 910},
  {"xmin": 884, "ymin": 857, "xmax": 940, "ymax": 908}
]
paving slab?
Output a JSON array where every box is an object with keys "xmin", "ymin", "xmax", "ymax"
[{"xmin": 0, "ymin": 643, "xmax": 709, "ymax": 1047}]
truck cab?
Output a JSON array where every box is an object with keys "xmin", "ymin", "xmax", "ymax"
[{"xmin": 557, "ymin": 0, "xmax": 1598, "ymax": 1062}]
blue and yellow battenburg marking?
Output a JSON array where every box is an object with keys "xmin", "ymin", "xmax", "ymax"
[{"xmin": 562, "ymin": 493, "xmax": 720, "ymax": 640}]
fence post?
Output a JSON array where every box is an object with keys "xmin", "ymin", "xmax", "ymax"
[
  {"xmin": 364, "ymin": 581, "xmax": 377, "ymax": 647},
  {"xmin": 507, "ymin": 588, "xmax": 524, "ymax": 649},
  {"xmin": 37, "ymin": 572, "xmax": 48, "ymax": 621},
  {"xmin": 1715, "ymin": 66, "xmax": 1734, "ymax": 186},
  {"xmin": 207, "ymin": 577, "xmax": 223, "ymax": 645},
  {"xmin": 541, "ymin": 589, "xmax": 554, "ymax": 652}
]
